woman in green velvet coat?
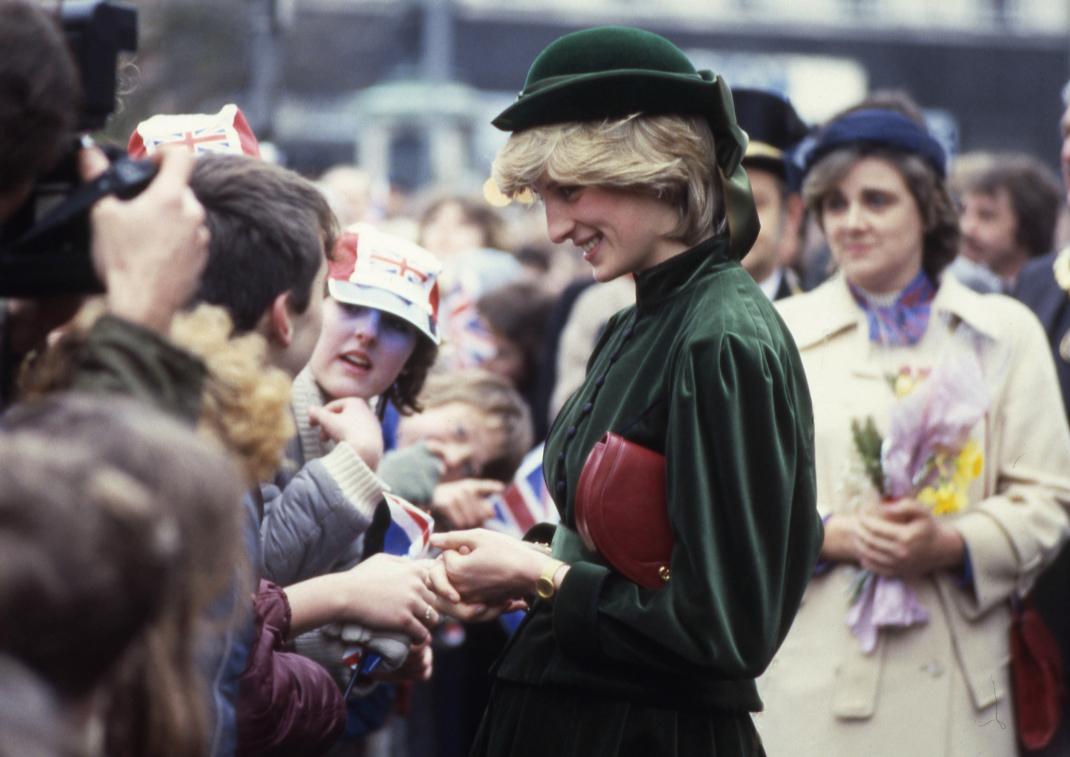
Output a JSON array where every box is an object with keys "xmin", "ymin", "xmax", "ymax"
[{"xmin": 427, "ymin": 26, "xmax": 823, "ymax": 757}]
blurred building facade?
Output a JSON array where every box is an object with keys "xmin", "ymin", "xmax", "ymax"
[{"xmin": 254, "ymin": 0, "xmax": 1069, "ymax": 186}]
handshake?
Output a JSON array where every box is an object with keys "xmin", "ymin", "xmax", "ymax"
[{"xmin": 423, "ymin": 528, "xmax": 570, "ymax": 623}]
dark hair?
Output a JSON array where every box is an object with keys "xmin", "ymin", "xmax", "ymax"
[
  {"xmin": 0, "ymin": 0, "xmax": 81, "ymax": 194},
  {"xmin": 477, "ymin": 280, "xmax": 554, "ymax": 393},
  {"xmin": 1, "ymin": 394, "xmax": 243, "ymax": 755},
  {"xmin": 380, "ymin": 335, "xmax": 438, "ymax": 417},
  {"xmin": 960, "ymin": 154, "xmax": 1062, "ymax": 258},
  {"xmin": 190, "ymin": 154, "xmax": 338, "ymax": 332},
  {"xmin": 803, "ymin": 146, "xmax": 959, "ymax": 282},
  {"xmin": 0, "ymin": 438, "xmax": 180, "ymax": 700},
  {"xmin": 0, "ymin": 655, "xmax": 82, "ymax": 757}
]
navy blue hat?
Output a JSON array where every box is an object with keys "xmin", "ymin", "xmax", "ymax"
[{"xmin": 802, "ymin": 108, "xmax": 947, "ymax": 178}]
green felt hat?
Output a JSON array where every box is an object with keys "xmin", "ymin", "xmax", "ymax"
[{"xmin": 492, "ymin": 26, "xmax": 759, "ymax": 260}]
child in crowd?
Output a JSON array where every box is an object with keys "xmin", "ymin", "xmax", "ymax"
[
  {"xmin": 272, "ymin": 222, "xmax": 443, "ymax": 581},
  {"xmin": 270, "ymin": 223, "xmax": 444, "ymax": 751},
  {"xmin": 379, "ymin": 369, "xmax": 534, "ymax": 757},
  {"xmin": 384, "ymin": 369, "xmax": 533, "ymax": 529}
]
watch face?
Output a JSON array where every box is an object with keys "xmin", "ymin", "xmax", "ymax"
[{"xmin": 535, "ymin": 560, "xmax": 563, "ymax": 599}]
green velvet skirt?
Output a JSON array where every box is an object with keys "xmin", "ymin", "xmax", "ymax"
[{"xmin": 469, "ymin": 680, "xmax": 765, "ymax": 757}]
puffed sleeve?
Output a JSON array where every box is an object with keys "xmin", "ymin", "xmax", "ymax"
[
  {"xmin": 952, "ymin": 304, "xmax": 1070, "ymax": 613},
  {"xmin": 551, "ymin": 331, "xmax": 823, "ymax": 679}
]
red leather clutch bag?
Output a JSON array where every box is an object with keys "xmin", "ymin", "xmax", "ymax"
[{"xmin": 574, "ymin": 432, "xmax": 673, "ymax": 589}]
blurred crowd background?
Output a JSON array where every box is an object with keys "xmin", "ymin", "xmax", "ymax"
[{"xmin": 107, "ymin": 0, "xmax": 1069, "ymax": 201}]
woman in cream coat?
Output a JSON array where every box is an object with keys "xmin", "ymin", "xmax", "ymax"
[{"xmin": 755, "ymin": 107, "xmax": 1070, "ymax": 756}]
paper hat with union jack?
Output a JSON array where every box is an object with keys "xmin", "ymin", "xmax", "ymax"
[
  {"xmin": 328, "ymin": 223, "xmax": 443, "ymax": 345},
  {"xmin": 127, "ymin": 104, "xmax": 261, "ymax": 159}
]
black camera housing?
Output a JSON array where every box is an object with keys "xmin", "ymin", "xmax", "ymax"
[{"xmin": 0, "ymin": 0, "xmax": 145, "ymax": 297}]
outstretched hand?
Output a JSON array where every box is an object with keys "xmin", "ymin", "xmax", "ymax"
[
  {"xmin": 427, "ymin": 529, "xmax": 556, "ymax": 610},
  {"xmin": 286, "ymin": 555, "xmax": 444, "ymax": 644},
  {"xmin": 429, "ymin": 478, "xmax": 503, "ymax": 530}
]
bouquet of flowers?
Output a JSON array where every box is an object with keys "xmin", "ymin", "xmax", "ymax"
[{"xmin": 846, "ymin": 348, "xmax": 988, "ymax": 653}]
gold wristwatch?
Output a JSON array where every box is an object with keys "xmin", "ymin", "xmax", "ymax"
[{"xmin": 535, "ymin": 558, "xmax": 567, "ymax": 600}]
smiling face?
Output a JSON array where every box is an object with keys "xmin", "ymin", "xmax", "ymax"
[
  {"xmin": 308, "ymin": 298, "xmax": 418, "ymax": 400},
  {"xmin": 819, "ymin": 156, "xmax": 926, "ymax": 294},
  {"xmin": 534, "ymin": 179, "xmax": 687, "ymax": 282}
]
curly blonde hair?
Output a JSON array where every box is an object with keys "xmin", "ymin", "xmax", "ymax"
[
  {"xmin": 20, "ymin": 304, "xmax": 294, "ymax": 485},
  {"xmin": 169, "ymin": 305, "xmax": 294, "ymax": 484}
]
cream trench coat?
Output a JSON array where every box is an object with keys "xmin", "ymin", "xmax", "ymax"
[{"xmin": 755, "ymin": 274, "xmax": 1070, "ymax": 757}]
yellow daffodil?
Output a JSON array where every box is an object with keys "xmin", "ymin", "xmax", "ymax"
[
  {"xmin": 918, "ymin": 483, "xmax": 966, "ymax": 516},
  {"xmin": 953, "ymin": 441, "xmax": 984, "ymax": 488}
]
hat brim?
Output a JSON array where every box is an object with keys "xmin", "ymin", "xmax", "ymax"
[
  {"xmin": 492, "ymin": 69, "xmax": 724, "ymax": 132},
  {"xmin": 328, "ymin": 280, "xmax": 439, "ymax": 345}
]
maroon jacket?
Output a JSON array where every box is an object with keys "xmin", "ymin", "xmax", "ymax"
[{"xmin": 236, "ymin": 580, "xmax": 345, "ymax": 756}]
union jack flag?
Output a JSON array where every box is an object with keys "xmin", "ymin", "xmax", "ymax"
[
  {"xmin": 341, "ymin": 492, "xmax": 434, "ymax": 678},
  {"xmin": 484, "ymin": 443, "xmax": 558, "ymax": 538},
  {"xmin": 485, "ymin": 445, "xmax": 558, "ymax": 636},
  {"xmin": 381, "ymin": 492, "xmax": 434, "ymax": 559},
  {"xmin": 127, "ymin": 104, "xmax": 261, "ymax": 159},
  {"xmin": 441, "ymin": 283, "xmax": 497, "ymax": 370},
  {"xmin": 146, "ymin": 125, "xmax": 237, "ymax": 155}
]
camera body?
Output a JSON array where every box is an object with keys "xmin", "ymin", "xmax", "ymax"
[{"xmin": 0, "ymin": 0, "xmax": 142, "ymax": 297}]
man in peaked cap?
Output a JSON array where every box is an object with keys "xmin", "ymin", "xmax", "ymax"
[{"xmin": 733, "ymin": 87, "xmax": 809, "ymax": 300}]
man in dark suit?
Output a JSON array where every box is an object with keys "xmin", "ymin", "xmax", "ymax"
[
  {"xmin": 1012, "ymin": 87, "xmax": 1070, "ymax": 757},
  {"xmin": 733, "ymin": 88, "xmax": 809, "ymax": 300}
]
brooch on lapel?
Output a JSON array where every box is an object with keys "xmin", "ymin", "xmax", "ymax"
[{"xmin": 1054, "ymin": 247, "xmax": 1070, "ymax": 293}]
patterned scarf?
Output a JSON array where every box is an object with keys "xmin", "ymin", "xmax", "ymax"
[{"xmin": 849, "ymin": 271, "xmax": 936, "ymax": 346}]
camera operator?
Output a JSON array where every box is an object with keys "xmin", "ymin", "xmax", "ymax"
[{"xmin": 0, "ymin": 0, "xmax": 209, "ymax": 415}]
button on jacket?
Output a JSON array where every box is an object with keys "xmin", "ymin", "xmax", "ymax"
[
  {"xmin": 495, "ymin": 234, "xmax": 823, "ymax": 712},
  {"xmin": 757, "ymin": 273, "xmax": 1070, "ymax": 757}
]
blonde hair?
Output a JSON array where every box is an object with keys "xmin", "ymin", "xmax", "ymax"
[
  {"xmin": 492, "ymin": 114, "xmax": 722, "ymax": 246},
  {"xmin": 170, "ymin": 305, "xmax": 294, "ymax": 484}
]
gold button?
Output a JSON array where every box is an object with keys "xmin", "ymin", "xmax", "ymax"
[{"xmin": 658, "ymin": 565, "xmax": 671, "ymax": 583}]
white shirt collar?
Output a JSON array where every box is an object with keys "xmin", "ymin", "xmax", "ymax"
[{"xmin": 758, "ymin": 267, "xmax": 784, "ymax": 301}]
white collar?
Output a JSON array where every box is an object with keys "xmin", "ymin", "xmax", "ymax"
[{"xmin": 758, "ymin": 267, "xmax": 784, "ymax": 301}]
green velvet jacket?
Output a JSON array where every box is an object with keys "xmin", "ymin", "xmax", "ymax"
[{"xmin": 495, "ymin": 235, "xmax": 822, "ymax": 711}]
